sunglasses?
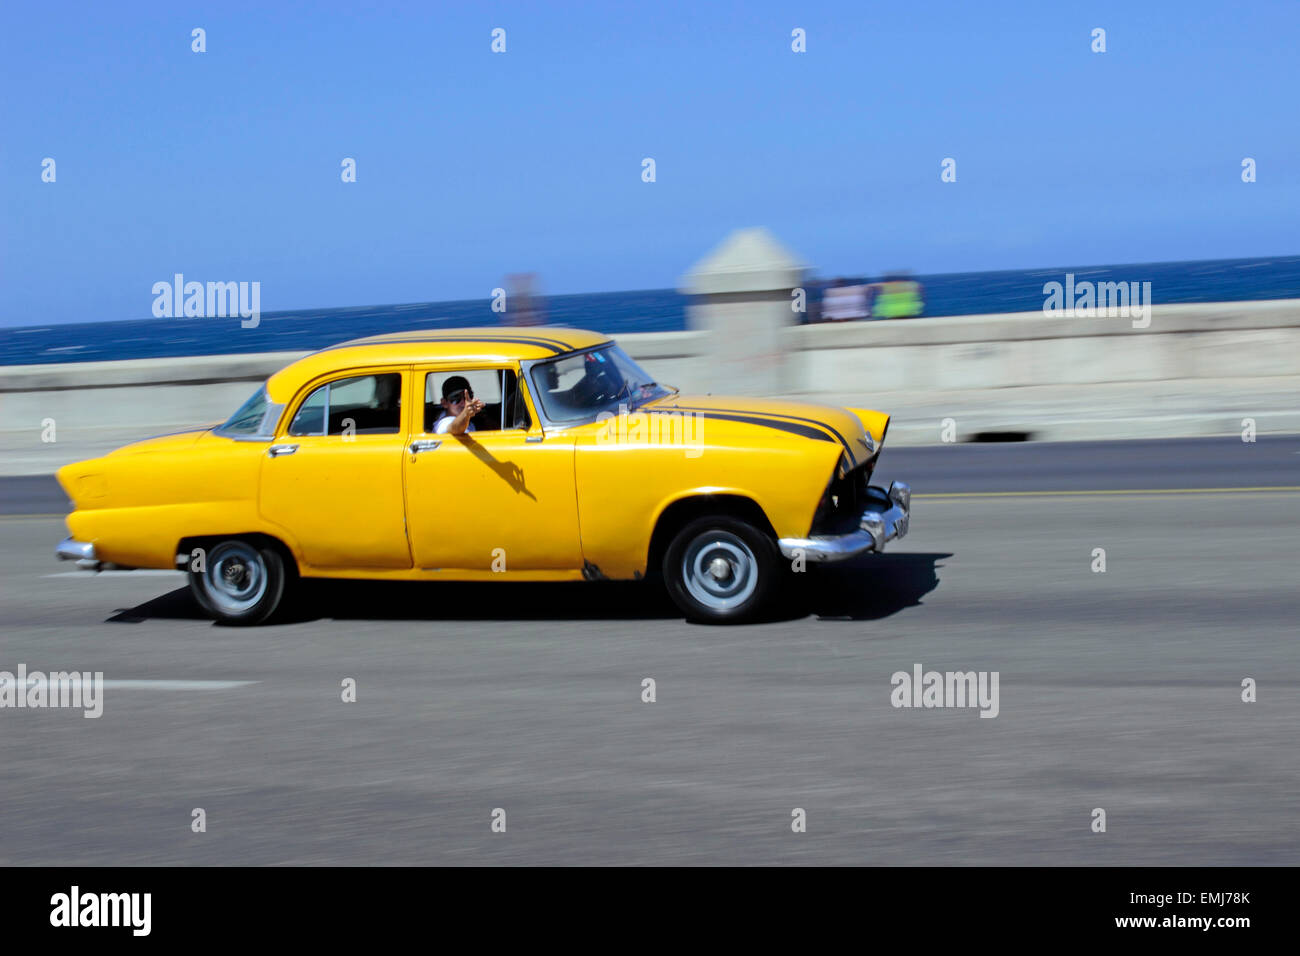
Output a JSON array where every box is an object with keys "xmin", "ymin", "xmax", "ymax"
[{"xmin": 445, "ymin": 388, "xmax": 473, "ymax": 404}]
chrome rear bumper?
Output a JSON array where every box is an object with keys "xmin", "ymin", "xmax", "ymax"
[
  {"xmin": 778, "ymin": 481, "xmax": 911, "ymax": 564},
  {"xmin": 56, "ymin": 537, "xmax": 102, "ymax": 570},
  {"xmin": 55, "ymin": 537, "xmax": 137, "ymax": 572}
]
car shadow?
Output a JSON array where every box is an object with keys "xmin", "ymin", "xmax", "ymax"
[
  {"xmin": 778, "ymin": 551, "xmax": 952, "ymax": 623},
  {"xmin": 106, "ymin": 580, "xmax": 679, "ymax": 624},
  {"xmin": 104, "ymin": 552, "xmax": 951, "ymax": 626}
]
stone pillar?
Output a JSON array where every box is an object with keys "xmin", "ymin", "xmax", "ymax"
[{"xmin": 679, "ymin": 228, "xmax": 806, "ymax": 396}]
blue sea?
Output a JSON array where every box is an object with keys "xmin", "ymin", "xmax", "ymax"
[{"xmin": 4, "ymin": 255, "xmax": 1299, "ymax": 366}]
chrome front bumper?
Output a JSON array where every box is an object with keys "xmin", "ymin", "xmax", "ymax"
[{"xmin": 778, "ymin": 481, "xmax": 911, "ymax": 564}]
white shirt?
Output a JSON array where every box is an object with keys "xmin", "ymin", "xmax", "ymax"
[{"xmin": 434, "ymin": 414, "xmax": 475, "ymax": 434}]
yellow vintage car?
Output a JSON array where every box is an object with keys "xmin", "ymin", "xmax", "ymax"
[{"xmin": 55, "ymin": 328, "xmax": 910, "ymax": 624}]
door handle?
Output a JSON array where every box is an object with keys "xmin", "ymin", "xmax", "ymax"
[
  {"xmin": 409, "ymin": 439, "xmax": 442, "ymax": 454},
  {"xmin": 268, "ymin": 444, "xmax": 299, "ymax": 457}
]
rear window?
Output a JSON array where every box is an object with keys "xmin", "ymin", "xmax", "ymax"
[{"xmin": 288, "ymin": 373, "xmax": 403, "ymax": 436}]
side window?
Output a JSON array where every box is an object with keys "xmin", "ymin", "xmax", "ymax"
[
  {"xmin": 288, "ymin": 385, "xmax": 327, "ymax": 436},
  {"xmin": 509, "ymin": 374, "xmax": 532, "ymax": 430},
  {"xmin": 288, "ymin": 373, "xmax": 402, "ymax": 436},
  {"xmin": 424, "ymin": 369, "xmax": 529, "ymax": 433}
]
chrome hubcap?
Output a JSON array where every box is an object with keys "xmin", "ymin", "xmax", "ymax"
[
  {"xmin": 203, "ymin": 541, "xmax": 268, "ymax": 614},
  {"xmin": 682, "ymin": 530, "xmax": 758, "ymax": 611}
]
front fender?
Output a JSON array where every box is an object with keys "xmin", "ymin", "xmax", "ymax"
[
  {"xmin": 574, "ymin": 438, "xmax": 840, "ymax": 579},
  {"xmin": 847, "ymin": 408, "xmax": 891, "ymax": 446}
]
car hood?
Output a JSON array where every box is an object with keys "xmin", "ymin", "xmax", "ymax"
[{"xmin": 644, "ymin": 394, "xmax": 888, "ymax": 469}]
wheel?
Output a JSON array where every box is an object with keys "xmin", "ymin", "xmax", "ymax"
[
  {"xmin": 662, "ymin": 515, "xmax": 779, "ymax": 623},
  {"xmin": 188, "ymin": 538, "xmax": 289, "ymax": 626}
]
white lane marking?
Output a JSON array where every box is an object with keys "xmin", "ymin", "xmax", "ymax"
[
  {"xmin": 0, "ymin": 678, "xmax": 257, "ymax": 691},
  {"xmin": 43, "ymin": 570, "xmax": 182, "ymax": 578},
  {"xmin": 102, "ymin": 680, "xmax": 258, "ymax": 690}
]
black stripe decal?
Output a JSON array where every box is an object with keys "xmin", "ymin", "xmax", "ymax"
[
  {"xmin": 667, "ymin": 405, "xmax": 857, "ymax": 465},
  {"xmin": 361, "ymin": 330, "xmax": 587, "ymax": 351},
  {"xmin": 397, "ymin": 331, "xmax": 605, "ymax": 352},
  {"xmin": 313, "ymin": 335, "xmax": 577, "ymax": 356},
  {"xmin": 669, "ymin": 410, "xmax": 839, "ymax": 446},
  {"xmin": 336, "ymin": 334, "xmax": 572, "ymax": 353}
]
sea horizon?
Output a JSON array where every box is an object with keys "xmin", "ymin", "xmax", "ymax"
[{"xmin": 3, "ymin": 253, "xmax": 1299, "ymax": 366}]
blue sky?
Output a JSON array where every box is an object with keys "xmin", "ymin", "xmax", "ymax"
[{"xmin": 2, "ymin": 0, "xmax": 1297, "ymax": 326}]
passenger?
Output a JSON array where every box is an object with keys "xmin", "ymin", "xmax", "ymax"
[{"xmin": 433, "ymin": 375, "xmax": 485, "ymax": 435}]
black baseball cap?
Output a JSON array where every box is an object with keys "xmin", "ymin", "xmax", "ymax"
[{"xmin": 442, "ymin": 375, "xmax": 472, "ymax": 401}]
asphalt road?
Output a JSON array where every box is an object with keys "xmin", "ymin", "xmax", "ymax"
[{"xmin": 0, "ymin": 436, "xmax": 1296, "ymax": 865}]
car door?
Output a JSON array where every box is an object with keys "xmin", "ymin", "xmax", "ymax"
[
  {"xmin": 403, "ymin": 364, "xmax": 582, "ymax": 572},
  {"xmin": 259, "ymin": 368, "xmax": 413, "ymax": 569}
]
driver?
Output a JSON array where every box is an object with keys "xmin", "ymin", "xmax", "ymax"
[
  {"xmin": 433, "ymin": 375, "xmax": 485, "ymax": 435},
  {"xmin": 580, "ymin": 351, "xmax": 629, "ymax": 404}
]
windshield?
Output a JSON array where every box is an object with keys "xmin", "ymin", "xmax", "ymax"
[
  {"xmin": 528, "ymin": 345, "xmax": 672, "ymax": 424},
  {"xmin": 214, "ymin": 385, "xmax": 276, "ymax": 437}
]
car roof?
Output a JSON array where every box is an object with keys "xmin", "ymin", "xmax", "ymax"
[{"xmin": 266, "ymin": 327, "xmax": 613, "ymax": 401}]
